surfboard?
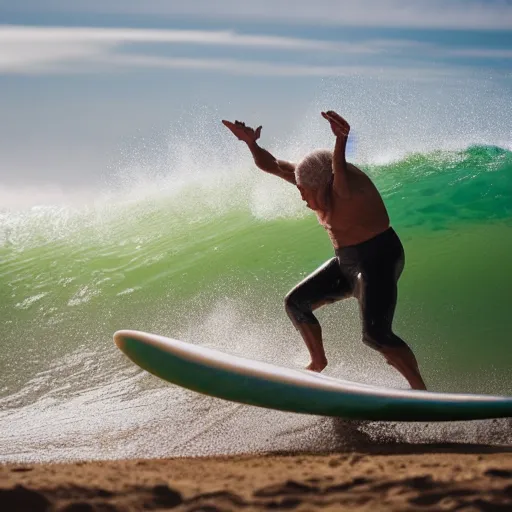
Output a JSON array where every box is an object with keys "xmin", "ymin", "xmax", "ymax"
[{"xmin": 113, "ymin": 330, "xmax": 512, "ymax": 422}]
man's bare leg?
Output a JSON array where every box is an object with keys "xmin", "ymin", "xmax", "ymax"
[
  {"xmin": 378, "ymin": 345, "xmax": 427, "ymax": 390},
  {"xmin": 284, "ymin": 257, "xmax": 350, "ymax": 373},
  {"xmin": 295, "ymin": 322, "xmax": 328, "ymax": 372}
]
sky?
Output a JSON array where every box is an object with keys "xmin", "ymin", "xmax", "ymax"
[{"xmin": 1, "ymin": 0, "xmax": 511, "ymax": 195}]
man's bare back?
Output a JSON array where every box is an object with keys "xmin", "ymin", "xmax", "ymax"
[{"xmin": 320, "ymin": 163, "xmax": 391, "ymax": 248}]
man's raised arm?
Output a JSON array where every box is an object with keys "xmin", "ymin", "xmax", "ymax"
[
  {"xmin": 322, "ymin": 111, "xmax": 351, "ymax": 198},
  {"xmin": 222, "ymin": 120, "xmax": 296, "ymax": 185}
]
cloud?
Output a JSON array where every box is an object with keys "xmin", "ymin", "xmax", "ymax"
[
  {"xmin": 0, "ymin": 25, "xmax": 344, "ymax": 51},
  {"xmin": 10, "ymin": 0, "xmax": 512, "ymax": 30},
  {"xmin": 0, "ymin": 25, "xmax": 389, "ymax": 73},
  {"xmin": 446, "ymin": 48, "xmax": 512, "ymax": 59},
  {"xmin": 0, "ymin": 25, "xmax": 408, "ymax": 74},
  {"xmin": 96, "ymin": 53, "xmax": 460, "ymax": 81},
  {"xmin": 0, "ymin": 40, "xmax": 113, "ymax": 73},
  {"xmin": 0, "ymin": 25, "xmax": 507, "ymax": 79}
]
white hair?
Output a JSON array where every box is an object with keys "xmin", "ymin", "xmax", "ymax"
[{"xmin": 294, "ymin": 149, "xmax": 333, "ymax": 190}]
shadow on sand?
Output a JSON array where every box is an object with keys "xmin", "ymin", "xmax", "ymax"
[{"xmin": 285, "ymin": 416, "xmax": 512, "ymax": 456}]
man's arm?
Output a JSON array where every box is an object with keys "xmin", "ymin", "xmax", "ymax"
[
  {"xmin": 322, "ymin": 111, "xmax": 351, "ymax": 198},
  {"xmin": 247, "ymin": 141, "xmax": 296, "ymax": 185},
  {"xmin": 222, "ymin": 120, "xmax": 296, "ymax": 185},
  {"xmin": 332, "ymin": 134, "xmax": 351, "ymax": 198}
]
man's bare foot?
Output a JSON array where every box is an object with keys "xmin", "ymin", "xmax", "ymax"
[{"xmin": 306, "ymin": 359, "xmax": 327, "ymax": 372}]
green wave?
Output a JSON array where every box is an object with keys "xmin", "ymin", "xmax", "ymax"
[{"xmin": 1, "ymin": 145, "xmax": 511, "ymax": 397}]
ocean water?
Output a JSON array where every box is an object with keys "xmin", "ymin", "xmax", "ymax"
[{"xmin": 1, "ymin": 141, "xmax": 512, "ymax": 462}]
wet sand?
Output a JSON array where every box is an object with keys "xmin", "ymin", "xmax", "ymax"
[{"xmin": 1, "ymin": 444, "xmax": 511, "ymax": 511}]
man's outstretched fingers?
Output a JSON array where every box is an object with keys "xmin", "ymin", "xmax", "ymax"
[{"xmin": 222, "ymin": 119, "xmax": 261, "ymax": 143}]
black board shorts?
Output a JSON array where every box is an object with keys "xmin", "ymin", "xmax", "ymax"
[{"xmin": 285, "ymin": 227, "xmax": 407, "ymax": 350}]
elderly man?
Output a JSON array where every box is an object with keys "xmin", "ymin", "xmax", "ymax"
[{"xmin": 222, "ymin": 111, "xmax": 426, "ymax": 390}]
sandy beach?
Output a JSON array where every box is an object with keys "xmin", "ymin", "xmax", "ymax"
[{"xmin": 2, "ymin": 444, "xmax": 511, "ymax": 511}]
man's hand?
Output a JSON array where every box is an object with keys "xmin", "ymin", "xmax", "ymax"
[
  {"xmin": 222, "ymin": 120, "xmax": 262, "ymax": 144},
  {"xmin": 321, "ymin": 111, "xmax": 350, "ymax": 138}
]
